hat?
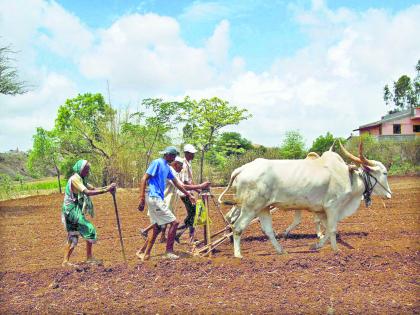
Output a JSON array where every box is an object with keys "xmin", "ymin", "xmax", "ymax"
[
  {"xmin": 174, "ymin": 156, "xmax": 184, "ymax": 164},
  {"xmin": 159, "ymin": 146, "xmax": 179, "ymax": 155},
  {"xmin": 184, "ymin": 144, "xmax": 197, "ymax": 153}
]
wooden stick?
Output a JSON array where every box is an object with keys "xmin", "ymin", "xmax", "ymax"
[
  {"xmin": 193, "ymin": 226, "xmax": 230, "ymax": 247},
  {"xmin": 111, "ymin": 193, "xmax": 127, "ymax": 263},
  {"xmin": 203, "ymin": 232, "xmax": 233, "ymax": 256},
  {"xmin": 204, "ymin": 195, "xmax": 212, "ymax": 257},
  {"xmin": 196, "ymin": 231, "xmax": 233, "ymax": 254}
]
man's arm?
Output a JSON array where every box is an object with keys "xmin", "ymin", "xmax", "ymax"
[
  {"xmin": 138, "ymin": 173, "xmax": 150, "ymax": 211},
  {"xmin": 183, "ymin": 181, "xmax": 211, "ymax": 192},
  {"xmin": 173, "ymin": 178, "xmax": 196, "ymax": 204}
]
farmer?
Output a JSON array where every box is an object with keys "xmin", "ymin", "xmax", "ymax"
[
  {"xmin": 136, "ymin": 146, "xmax": 196, "ymax": 260},
  {"xmin": 175, "ymin": 143, "xmax": 200, "ymax": 242},
  {"xmin": 140, "ymin": 156, "xmax": 210, "ymax": 243},
  {"xmin": 61, "ymin": 159, "xmax": 116, "ymax": 267}
]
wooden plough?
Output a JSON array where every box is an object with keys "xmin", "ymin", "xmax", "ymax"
[{"xmin": 191, "ymin": 189, "xmax": 277, "ymax": 257}]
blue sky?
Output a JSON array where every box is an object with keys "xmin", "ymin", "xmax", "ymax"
[{"xmin": 0, "ymin": 0, "xmax": 419, "ymax": 151}]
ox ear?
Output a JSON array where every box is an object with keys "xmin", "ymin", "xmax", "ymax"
[
  {"xmin": 339, "ymin": 141, "xmax": 362, "ymax": 165},
  {"xmin": 358, "ymin": 142, "xmax": 375, "ymax": 167}
]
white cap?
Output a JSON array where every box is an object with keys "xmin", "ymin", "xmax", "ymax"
[
  {"xmin": 184, "ymin": 144, "xmax": 197, "ymax": 153},
  {"xmin": 174, "ymin": 156, "xmax": 184, "ymax": 164}
]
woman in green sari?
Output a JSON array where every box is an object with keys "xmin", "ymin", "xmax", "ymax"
[{"xmin": 62, "ymin": 159, "xmax": 116, "ymax": 267}]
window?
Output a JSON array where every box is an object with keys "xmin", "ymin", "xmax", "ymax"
[
  {"xmin": 393, "ymin": 124, "xmax": 401, "ymax": 134},
  {"xmin": 414, "ymin": 125, "xmax": 420, "ymax": 133}
]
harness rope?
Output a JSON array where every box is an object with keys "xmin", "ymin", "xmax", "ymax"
[{"xmin": 360, "ymin": 169, "xmax": 391, "ymax": 207}]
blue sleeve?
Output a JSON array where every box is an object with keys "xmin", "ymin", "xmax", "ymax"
[
  {"xmin": 167, "ymin": 168, "xmax": 175, "ymax": 180},
  {"xmin": 146, "ymin": 160, "xmax": 159, "ymax": 177}
]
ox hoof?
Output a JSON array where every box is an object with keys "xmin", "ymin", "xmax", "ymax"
[
  {"xmin": 234, "ymin": 254, "xmax": 243, "ymax": 259},
  {"xmin": 309, "ymin": 243, "xmax": 320, "ymax": 251}
]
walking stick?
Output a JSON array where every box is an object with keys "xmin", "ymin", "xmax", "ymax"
[{"xmin": 112, "ymin": 192, "xmax": 127, "ymax": 263}]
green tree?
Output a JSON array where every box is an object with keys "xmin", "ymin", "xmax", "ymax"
[
  {"xmin": 279, "ymin": 130, "xmax": 306, "ymax": 159},
  {"xmin": 0, "ymin": 45, "xmax": 27, "ymax": 95},
  {"xmin": 383, "ymin": 60, "xmax": 419, "ymax": 111},
  {"xmin": 310, "ymin": 132, "xmax": 346, "ymax": 155},
  {"xmin": 208, "ymin": 132, "xmax": 253, "ymax": 167},
  {"xmin": 182, "ymin": 97, "xmax": 251, "ymax": 181},
  {"xmin": 138, "ymin": 98, "xmax": 184, "ymax": 170},
  {"xmin": 27, "ymin": 128, "xmax": 63, "ymax": 192},
  {"xmin": 54, "ymin": 93, "xmax": 116, "ymax": 185}
]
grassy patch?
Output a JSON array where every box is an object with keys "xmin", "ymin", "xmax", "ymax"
[{"xmin": 0, "ymin": 177, "xmax": 65, "ymax": 200}]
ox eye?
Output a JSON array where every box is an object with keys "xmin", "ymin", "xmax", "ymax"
[{"xmin": 383, "ymin": 172, "xmax": 387, "ymax": 176}]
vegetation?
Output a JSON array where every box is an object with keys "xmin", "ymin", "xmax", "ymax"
[
  {"xmin": 2, "ymin": 59, "xmax": 419, "ymax": 200},
  {"xmin": 384, "ymin": 60, "xmax": 419, "ymax": 112},
  {"xmin": 0, "ymin": 175, "xmax": 66, "ymax": 200},
  {"xmin": 0, "ymin": 45, "xmax": 28, "ymax": 95}
]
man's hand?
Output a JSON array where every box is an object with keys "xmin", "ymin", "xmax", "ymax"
[
  {"xmin": 187, "ymin": 192, "xmax": 196, "ymax": 205},
  {"xmin": 109, "ymin": 183, "xmax": 117, "ymax": 194},
  {"xmin": 138, "ymin": 197, "xmax": 145, "ymax": 211},
  {"xmin": 201, "ymin": 181, "xmax": 211, "ymax": 190}
]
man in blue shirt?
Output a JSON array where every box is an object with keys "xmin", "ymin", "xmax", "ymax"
[{"xmin": 137, "ymin": 146, "xmax": 195, "ymax": 260}]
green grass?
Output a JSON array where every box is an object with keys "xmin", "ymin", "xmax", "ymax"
[{"xmin": 0, "ymin": 177, "xmax": 66, "ymax": 200}]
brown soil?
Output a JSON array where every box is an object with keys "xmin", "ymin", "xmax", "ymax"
[{"xmin": 0, "ymin": 176, "xmax": 419, "ymax": 314}]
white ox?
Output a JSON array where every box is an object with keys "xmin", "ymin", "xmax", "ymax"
[{"xmin": 218, "ymin": 142, "xmax": 392, "ymax": 258}]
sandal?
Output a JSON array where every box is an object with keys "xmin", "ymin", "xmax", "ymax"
[{"xmin": 85, "ymin": 258, "xmax": 103, "ymax": 265}]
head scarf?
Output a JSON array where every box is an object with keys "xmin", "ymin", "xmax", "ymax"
[
  {"xmin": 73, "ymin": 159, "xmax": 89, "ymax": 186},
  {"xmin": 73, "ymin": 160, "xmax": 88, "ymax": 175}
]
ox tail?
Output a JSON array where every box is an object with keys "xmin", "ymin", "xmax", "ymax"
[
  {"xmin": 218, "ymin": 166, "xmax": 244, "ymax": 205},
  {"xmin": 329, "ymin": 139, "xmax": 337, "ymax": 152}
]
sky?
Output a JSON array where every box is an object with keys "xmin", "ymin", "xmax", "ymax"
[{"xmin": 0, "ymin": 0, "xmax": 419, "ymax": 152}]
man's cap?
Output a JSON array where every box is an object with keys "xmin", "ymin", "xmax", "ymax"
[
  {"xmin": 159, "ymin": 146, "xmax": 179, "ymax": 155},
  {"xmin": 174, "ymin": 156, "xmax": 184, "ymax": 164},
  {"xmin": 184, "ymin": 144, "xmax": 197, "ymax": 153}
]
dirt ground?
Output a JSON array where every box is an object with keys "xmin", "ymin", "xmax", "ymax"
[{"xmin": 0, "ymin": 176, "xmax": 419, "ymax": 314}]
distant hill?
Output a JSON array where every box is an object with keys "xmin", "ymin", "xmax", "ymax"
[{"xmin": 0, "ymin": 150, "xmax": 32, "ymax": 180}]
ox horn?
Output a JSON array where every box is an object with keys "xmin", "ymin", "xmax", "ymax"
[
  {"xmin": 358, "ymin": 142, "xmax": 375, "ymax": 167},
  {"xmin": 339, "ymin": 141, "xmax": 363, "ymax": 165}
]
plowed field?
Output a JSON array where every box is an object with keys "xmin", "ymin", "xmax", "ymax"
[{"xmin": 0, "ymin": 176, "xmax": 419, "ymax": 314}]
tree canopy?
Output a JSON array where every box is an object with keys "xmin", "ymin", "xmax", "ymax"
[
  {"xmin": 383, "ymin": 60, "xmax": 419, "ymax": 111},
  {"xmin": 0, "ymin": 46, "xmax": 27, "ymax": 95}
]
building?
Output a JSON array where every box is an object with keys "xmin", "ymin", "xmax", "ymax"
[{"xmin": 354, "ymin": 108, "xmax": 420, "ymax": 141}]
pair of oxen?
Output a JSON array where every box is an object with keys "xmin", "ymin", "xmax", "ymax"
[{"xmin": 218, "ymin": 142, "xmax": 392, "ymax": 258}]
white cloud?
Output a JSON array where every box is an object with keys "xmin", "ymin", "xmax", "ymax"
[
  {"xmin": 1, "ymin": 0, "xmax": 419, "ymax": 152},
  {"xmin": 79, "ymin": 14, "xmax": 239, "ymax": 95},
  {"xmin": 0, "ymin": 73, "xmax": 77, "ymax": 150}
]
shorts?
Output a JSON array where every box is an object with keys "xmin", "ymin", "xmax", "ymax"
[{"xmin": 146, "ymin": 195, "xmax": 176, "ymax": 226}]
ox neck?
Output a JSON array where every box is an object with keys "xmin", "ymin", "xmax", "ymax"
[
  {"xmin": 352, "ymin": 168, "xmax": 376, "ymax": 208},
  {"xmin": 349, "ymin": 169, "xmax": 367, "ymax": 202}
]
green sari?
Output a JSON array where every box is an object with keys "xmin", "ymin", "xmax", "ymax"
[{"xmin": 61, "ymin": 160, "xmax": 97, "ymax": 242}]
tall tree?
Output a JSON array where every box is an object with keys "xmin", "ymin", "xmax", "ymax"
[
  {"xmin": 27, "ymin": 128, "xmax": 63, "ymax": 193},
  {"xmin": 383, "ymin": 60, "xmax": 419, "ymax": 111},
  {"xmin": 182, "ymin": 97, "xmax": 251, "ymax": 182},
  {"xmin": 54, "ymin": 93, "xmax": 115, "ymax": 184},
  {"xmin": 310, "ymin": 132, "xmax": 346, "ymax": 155},
  {"xmin": 279, "ymin": 130, "xmax": 306, "ymax": 159},
  {"xmin": 0, "ymin": 45, "xmax": 27, "ymax": 95}
]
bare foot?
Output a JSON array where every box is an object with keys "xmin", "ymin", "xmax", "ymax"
[
  {"xmin": 62, "ymin": 261, "xmax": 77, "ymax": 267},
  {"xmin": 85, "ymin": 257, "xmax": 103, "ymax": 265}
]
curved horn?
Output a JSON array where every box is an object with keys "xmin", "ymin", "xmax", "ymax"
[
  {"xmin": 339, "ymin": 141, "xmax": 363, "ymax": 164},
  {"xmin": 358, "ymin": 142, "xmax": 375, "ymax": 167}
]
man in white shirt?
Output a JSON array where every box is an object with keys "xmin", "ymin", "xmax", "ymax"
[{"xmin": 176, "ymin": 144, "xmax": 205, "ymax": 243}]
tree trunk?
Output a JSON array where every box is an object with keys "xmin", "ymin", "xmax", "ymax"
[
  {"xmin": 199, "ymin": 148, "xmax": 205, "ymax": 183},
  {"xmin": 55, "ymin": 165, "xmax": 62, "ymax": 193}
]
